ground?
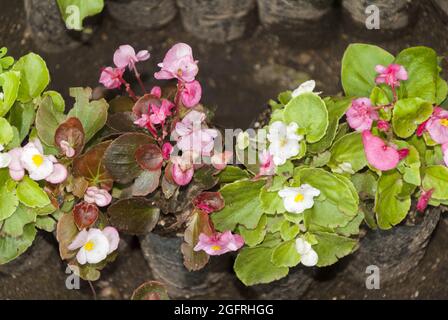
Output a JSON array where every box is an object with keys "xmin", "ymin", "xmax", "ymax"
[{"xmin": 1, "ymin": 0, "xmax": 448, "ymax": 299}]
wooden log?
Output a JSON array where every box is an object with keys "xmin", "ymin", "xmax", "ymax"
[
  {"xmin": 24, "ymin": 0, "xmax": 83, "ymax": 53},
  {"xmin": 140, "ymin": 231, "xmax": 241, "ymax": 299},
  {"xmin": 342, "ymin": 0, "xmax": 416, "ymax": 31},
  {"xmin": 347, "ymin": 208, "xmax": 441, "ymax": 284},
  {"xmin": 107, "ymin": 0, "xmax": 177, "ymax": 30},
  {"xmin": 176, "ymin": 0, "xmax": 256, "ymax": 43}
]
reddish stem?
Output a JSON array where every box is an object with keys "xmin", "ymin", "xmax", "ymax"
[{"xmin": 133, "ymin": 66, "xmax": 147, "ymax": 94}]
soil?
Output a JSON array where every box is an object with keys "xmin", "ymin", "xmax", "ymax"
[{"xmin": 1, "ymin": 0, "xmax": 448, "ymax": 299}]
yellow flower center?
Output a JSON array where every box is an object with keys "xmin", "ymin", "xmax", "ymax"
[
  {"xmin": 294, "ymin": 193, "xmax": 304, "ymax": 202},
  {"xmin": 32, "ymin": 154, "xmax": 44, "ymax": 167},
  {"xmin": 84, "ymin": 241, "xmax": 95, "ymax": 252},
  {"xmin": 211, "ymin": 245, "xmax": 221, "ymax": 251},
  {"xmin": 177, "ymin": 68, "xmax": 183, "ymax": 76},
  {"xmin": 440, "ymin": 119, "xmax": 448, "ymax": 127},
  {"xmin": 279, "ymin": 138, "xmax": 287, "ymax": 147}
]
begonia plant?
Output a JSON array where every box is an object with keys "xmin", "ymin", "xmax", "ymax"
[{"xmin": 201, "ymin": 43, "xmax": 448, "ymax": 286}]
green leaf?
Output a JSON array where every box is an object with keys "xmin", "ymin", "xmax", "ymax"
[
  {"xmin": 280, "ymin": 221, "xmax": 300, "ymax": 241},
  {"xmin": 0, "ymin": 224, "xmax": 36, "ymax": 265},
  {"xmin": 394, "ymin": 140, "xmax": 421, "ymax": 185},
  {"xmin": 35, "ymin": 216, "xmax": 56, "ymax": 232},
  {"xmin": 329, "ymin": 132, "xmax": 367, "ymax": 173},
  {"xmin": 334, "ymin": 211, "xmax": 364, "ymax": 237},
  {"xmin": 8, "ymin": 102, "xmax": 35, "ymax": 143},
  {"xmin": 392, "ymin": 98, "xmax": 433, "ymax": 138},
  {"xmin": 374, "ymin": 171, "xmax": 411, "ymax": 229},
  {"xmin": 312, "ymin": 231, "xmax": 357, "ymax": 267},
  {"xmin": 370, "ymin": 86, "xmax": 391, "ymax": 106},
  {"xmin": 238, "ymin": 215, "xmax": 267, "ymax": 247},
  {"xmin": 341, "ymin": 43, "xmax": 394, "ymax": 97},
  {"xmin": 212, "ymin": 179, "xmax": 265, "ymax": 231},
  {"xmin": 0, "ymin": 47, "xmax": 14, "ymax": 73},
  {"xmin": 217, "ymin": 166, "xmax": 250, "ymax": 183},
  {"xmin": 57, "ymin": 0, "xmax": 104, "ymax": 31},
  {"xmin": 0, "ymin": 117, "xmax": 13, "ymax": 146},
  {"xmin": 394, "ymin": 46, "xmax": 438, "ymax": 103},
  {"xmin": 2, "ymin": 205, "xmax": 36, "ymax": 237},
  {"xmin": 35, "ymin": 96, "xmax": 66, "ymax": 146},
  {"xmin": 308, "ymin": 97, "xmax": 352, "ymax": 153},
  {"xmin": 234, "ymin": 246, "xmax": 289, "ymax": 286},
  {"xmin": 271, "ymin": 240, "xmax": 301, "ymax": 268},
  {"xmin": 259, "ymin": 187, "xmax": 285, "ymax": 214},
  {"xmin": 107, "ymin": 198, "xmax": 160, "ymax": 235},
  {"xmin": 13, "ymin": 53, "xmax": 49, "ymax": 102},
  {"xmin": 351, "ymin": 172, "xmax": 377, "ymax": 199},
  {"xmin": 436, "ymin": 76, "xmax": 448, "ymax": 105},
  {"xmin": 295, "ymin": 168, "xmax": 359, "ymax": 229},
  {"xmin": 283, "ymin": 93, "xmax": 329, "ymax": 143},
  {"xmin": 42, "ymin": 90, "xmax": 65, "ymax": 112},
  {"xmin": 0, "ymin": 180, "xmax": 19, "ymax": 221},
  {"xmin": 16, "ymin": 177, "xmax": 51, "ymax": 208},
  {"xmin": 68, "ymin": 87, "xmax": 109, "ymax": 142},
  {"xmin": 422, "ymin": 165, "xmax": 448, "ymax": 200},
  {"xmin": 0, "ymin": 70, "xmax": 20, "ymax": 116}
]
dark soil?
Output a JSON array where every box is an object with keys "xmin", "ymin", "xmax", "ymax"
[{"xmin": 1, "ymin": 0, "xmax": 448, "ymax": 299}]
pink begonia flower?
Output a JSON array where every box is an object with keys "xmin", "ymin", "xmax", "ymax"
[
  {"xmin": 377, "ymin": 120, "xmax": 390, "ymax": 132},
  {"xmin": 375, "ymin": 64, "xmax": 408, "ymax": 88},
  {"xmin": 46, "ymin": 163, "xmax": 68, "ymax": 184},
  {"xmin": 84, "ymin": 186, "xmax": 112, "ymax": 207},
  {"xmin": 8, "ymin": 147, "xmax": 25, "ymax": 181},
  {"xmin": 417, "ymin": 189, "xmax": 434, "ymax": 213},
  {"xmin": 174, "ymin": 110, "xmax": 218, "ymax": 156},
  {"xmin": 258, "ymin": 149, "xmax": 275, "ymax": 176},
  {"xmin": 416, "ymin": 120, "xmax": 429, "ymax": 137},
  {"xmin": 154, "ymin": 43, "xmax": 199, "ymax": 83},
  {"xmin": 362, "ymin": 130, "xmax": 399, "ymax": 171},
  {"xmin": 60, "ymin": 140, "xmax": 75, "ymax": 158},
  {"xmin": 443, "ymin": 143, "xmax": 448, "ymax": 167},
  {"xmin": 99, "ymin": 67, "xmax": 124, "ymax": 89},
  {"xmin": 134, "ymin": 113, "xmax": 152, "ymax": 129},
  {"xmin": 211, "ymin": 151, "xmax": 233, "ymax": 170},
  {"xmin": 149, "ymin": 100, "xmax": 173, "ymax": 125},
  {"xmin": 194, "ymin": 231, "xmax": 244, "ymax": 256},
  {"xmin": 181, "ymin": 80, "xmax": 202, "ymax": 108},
  {"xmin": 150, "ymin": 86, "xmax": 162, "ymax": 99},
  {"xmin": 68, "ymin": 227, "xmax": 119, "ymax": 265},
  {"xmin": 426, "ymin": 107, "xmax": 448, "ymax": 144},
  {"xmin": 170, "ymin": 151, "xmax": 197, "ymax": 186},
  {"xmin": 113, "ymin": 44, "xmax": 150, "ymax": 70},
  {"xmin": 162, "ymin": 143, "xmax": 173, "ymax": 160},
  {"xmin": 346, "ymin": 98, "xmax": 378, "ymax": 132},
  {"xmin": 397, "ymin": 148, "xmax": 410, "ymax": 161}
]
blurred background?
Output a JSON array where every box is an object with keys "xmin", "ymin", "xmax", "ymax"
[{"xmin": 1, "ymin": 0, "xmax": 448, "ymax": 299}]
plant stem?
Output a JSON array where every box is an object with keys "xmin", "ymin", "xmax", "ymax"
[{"xmin": 133, "ymin": 66, "xmax": 147, "ymax": 94}]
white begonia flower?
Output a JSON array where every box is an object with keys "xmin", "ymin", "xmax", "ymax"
[
  {"xmin": 267, "ymin": 121, "xmax": 303, "ymax": 166},
  {"xmin": 0, "ymin": 92, "xmax": 4, "ymax": 100},
  {"xmin": 291, "ymin": 80, "xmax": 322, "ymax": 98},
  {"xmin": 295, "ymin": 238, "xmax": 318, "ymax": 267},
  {"xmin": 0, "ymin": 144, "xmax": 11, "ymax": 168},
  {"xmin": 20, "ymin": 139, "xmax": 54, "ymax": 181},
  {"xmin": 333, "ymin": 162, "xmax": 355, "ymax": 174},
  {"xmin": 236, "ymin": 131, "xmax": 250, "ymax": 150},
  {"xmin": 68, "ymin": 227, "xmax": 120, "ymax": 265},
  {"xmin": 278, "ymin": 184, "xmax": 320, "ymax": 214}
]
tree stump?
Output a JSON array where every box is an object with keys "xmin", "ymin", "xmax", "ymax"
[
  {"xmin": 24, "ymin": 0, "xmax": 84, "ymax": 53},
  {"xmin": 347, "ymin": 208, "xmax": 441, "ymax": 284},
  {"xmin": 107, "ymin": 0, "xmax": 177, "ymax": 30},
  {"xmin": 176, "ymin": 0, "xmax": 256, "ymax": 43},
  {"xmin": 139, "ymin": 231, "xmax": 240, "ymax": 299},
  {"xmin": 256, "ymin": 0, "xmax": 336, "ymax": 44},
  {"xmin": 342, "ymin": 0, "xmax": 417, "ymax": 31}
]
